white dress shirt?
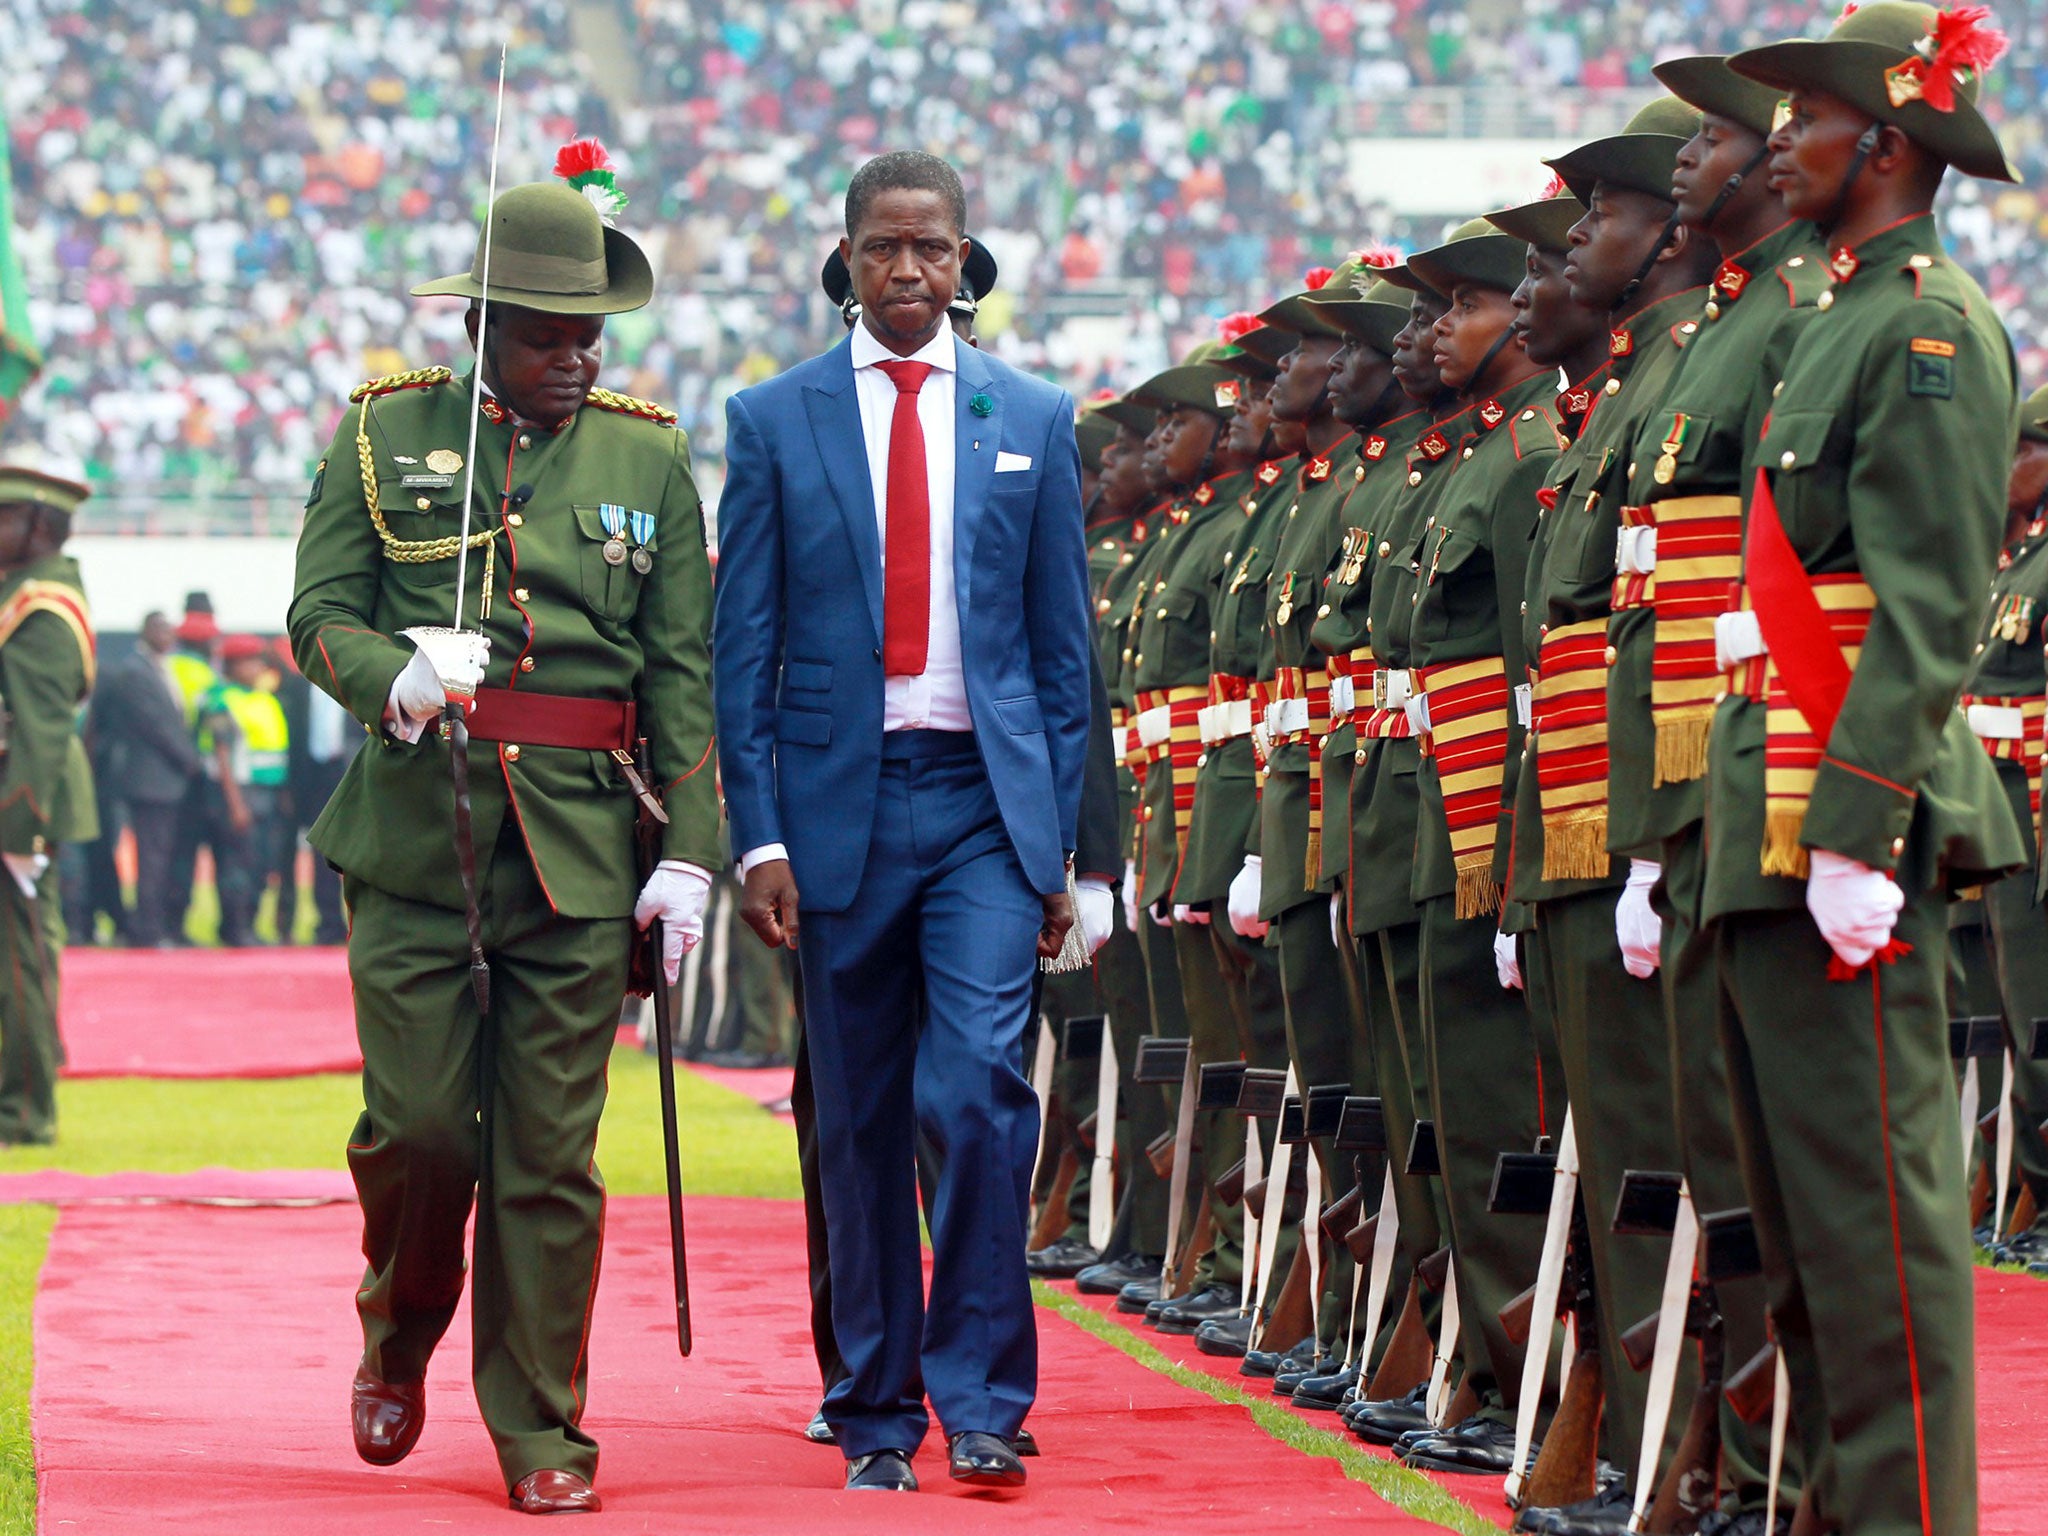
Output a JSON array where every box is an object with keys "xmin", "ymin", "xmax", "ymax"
[{"xmin": 742, "ymin": 324, "xmax": 971, "ymax": 878}]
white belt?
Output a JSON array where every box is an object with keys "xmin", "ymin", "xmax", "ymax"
[
  {"xmin": 1197, "ymin": 698, "xmax": 1254, "ymax": 745},
  {"xmin": 1404, "ymin": 692, "xmax": 1432, "ymax": 736},
  {"xmin": 1375, "ymin": 668, "xmax": 1414, "ymax": 710},
  {"xmin": 1514, "ymin": 683, "xmax": 1533, "ymax": 729},
  {"xmin": 1111, "ymin": 723, "xmax": 1132, "ymax": 761},
  {"xmin": 1714, "ymin": 610, "xmax": 1766, "ymax": 672},
  {"xmin": 1967, "ymin": 702, "xmax": 2026, "ymax": 742},
  {"xmin": 1135, "ymin": 705, "xmax": 1174, "ymax": 749},
  {"xmin": 1329, "ymin": 675, "xmax": 1356, "ymax": 718},
  {"xmin": 1265, "ymin": 697, "xmax": 1310, "ymax": 737},
  {"xmin": 1615, "ymin": 526, "xmax": 1658, "ymax": 576}
]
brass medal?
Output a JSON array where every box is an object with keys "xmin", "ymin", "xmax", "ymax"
[
  {"xmin": 425, "ymin": 449, "xmax": 463, "ymax": 475},
  {"xmin": 631, "ymin": 547, "xmax": 654, "ymax": 575},
  {"xmin": 1653, "ymin": 454, "xmax": 1677, "ymax": 485},
  {"xmin": 603, "ymin": 537, "xmax": 628, "ymax": 566}
]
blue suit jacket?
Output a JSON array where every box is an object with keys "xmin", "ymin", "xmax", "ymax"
[{"xmin": 713, "ymin": 333, "xmax": 1091, "ymax": 914}]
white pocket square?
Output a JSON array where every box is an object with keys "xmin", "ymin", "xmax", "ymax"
[{"xmin": 994, "ymin": 451, "xmax": 1033, "ymax": 473}]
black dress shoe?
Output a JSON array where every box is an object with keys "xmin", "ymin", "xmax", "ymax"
[
  {"xmin": 1139, "ymin": 1284, "xmax": 1189, "ymax": 1322},
  {"xmin": 351, "ymin": 1365, "xmax": 425, "ymax": 1465},
  {"xmin": 509, "ymin": 1470, "xmax": 601, "ymax": 1514},
  {"xmin": 1013, "ymin": 1427, "xmax": 1040, "ymax": 1457},
  {"xmin": 1351, "ymin": 1384, "xmax": 1432, "ymax": 1445},
  {"xmin": 1155, "ymin": 1283, "xmax": 1242, "ymax": 1334},
  {"xmin": 948, "ymin": 1431, "xmax": 1026, "ymax": 1488},
  {"xmin": 1118, "ymin": 1278, "xmax": 1166, "ymax": 1315},
  {"xmin": 846, "ymin": 1450, "xmax": 918, "ymax": 1491},
  {"xmin": 1513, "ymin": 1479, "xmax": 1632, "ymax": 1534},
  {"xmin": 1292, "ymin": 1362, "xmax": 1359, "ymax": 1410},
  {"xmin": 1273, "ymin": 1351, "xmax": 1332, "ymax": 1394},
  {"xmin": 1075, "ymin": 1253, "xmax": 1162, "ymax": 1296},
  {"xmin": 1695, "ymin": 1507, "xmax": 1791, "ymax": 1536},
  {"xmin": 1403, "ymin": 1415, "xmax": 1521, "ymax": 1474},
  {"xmin": 803, "ymin": 1408, "xmax": 835, "ymax": 1444},
  {"xmin": 1026, "ymin": 1236, "xmax": 1101, "ymax": 1278},
  {"xmin": 1193, "ymin": 1313, "xmax": 1255, "ymax": 1357}
]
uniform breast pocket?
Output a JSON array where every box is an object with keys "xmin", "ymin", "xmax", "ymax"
[
  {"xmin": 1418, "ymin": 526, "xmax": 1494, "ymax": 647},
  {"xmin": 1755, "ymin": 411, "xmax": 1844, "ymax": 555},
  {"xmin": 377, "ymin": 478, "xmax": 470, "ymax": 592},
  {"xmin": 1558, "ymin": 481, "xmax": 1624, "ymax": 586},
  {"xmin": 572, "ymin": 504, "xmax": 650, "ymax": 623}
]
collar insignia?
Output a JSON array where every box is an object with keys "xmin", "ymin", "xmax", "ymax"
[
  {"xmin": 1713, "ymin": 259, "xmax": 1751, "ymax": 301},
  {"xmin": 1420, "ymin": 430, "xmax": 1450, "ymax": 460},
  {"xmin": 1306, "ymin": 456, "xmax": 1332, "ymax": 483},
  {"xmin": 1609, "ymin": 328, "xmax": 1634, "ymax": 358},
  {"xmin": 1478, "ymin": 399, "xmax": 1506, "ymax": 429},
  {"xmin": 1829, "ymin": 247, "xmax": 1861, "ymax": 284},
  {"xmin": 1194, "ymin": 483, "xmax": 1215, "ymax": 505},
  {"xmin": 1363, "ymin": 435, "xmax": 1388, "ymax": 461},
  {"xmin": 1258, "ymin": 462, "xmax": 1284, "ymax": 485}
]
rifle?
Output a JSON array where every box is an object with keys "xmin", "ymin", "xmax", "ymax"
[{"xmin": 628, "ymin": 737, "xmax": 692, "ymax": 1356}]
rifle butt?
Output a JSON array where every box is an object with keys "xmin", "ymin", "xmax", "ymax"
[
  {"xmin": 1645, "ymin": 1380, "xmax": 1723, "ymax": 1532},
  {"xmin": 1366, "ymin": 1276, "xmax": 1434, "ymax": 1399},
  {"xmin": 1499, "ymin": 1280, "xmax": 1539, "ymax": 1348},
  {"xmin": 1520, "ymin": 1347, "xmax": 1603, "ymax": 1510},
  {"xmin": 1029, "ymin": 1149, "xmax": 1080, "ymax": 1252},
  {"xmin": 1724, "ymin": 1340, "xmax": 1778, "ymax": 1425}
]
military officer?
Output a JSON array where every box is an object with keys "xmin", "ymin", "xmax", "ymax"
[
  {"xmin": 289, "ymin": 163, "xmax": 722, "ymax": 1514},
  {"xmin": 1607, "ymin": 56, "xmax": 1833, "ymax": 1529},
  {"xmin": 0, "ymin": 456, "xmax": 96, "ymax": 1148},
  {"xmin": 1705, "ymin": 9, "xmax": 2024, "ymax": 1531}
]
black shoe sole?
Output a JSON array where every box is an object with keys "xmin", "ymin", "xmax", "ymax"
[{"xmin": 949, "ymin": 1465, "xmax": 1027, "ymax": 1489}]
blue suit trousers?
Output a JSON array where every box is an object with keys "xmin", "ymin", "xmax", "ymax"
[{"xmin": 796, "ymin": 731, "xmax": 1043, "ymax": 1458}]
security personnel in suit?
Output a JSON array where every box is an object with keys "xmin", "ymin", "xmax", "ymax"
[
  {"xmin": 290, "ymin": 165, "xmax": 722, "ymax": 1514},
  {"xmin": 1613, "ymin": 56, "xmax": 1831, "ymax": 1525},
  {"xmin": 1708, "ymin": 10, "xmax": 2024, "ymax": 1531},
  {"xmin": 0, "ymin": 457, "xmax": 96, "ymax": 1147}
]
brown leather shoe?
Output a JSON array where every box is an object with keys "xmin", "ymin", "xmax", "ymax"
[
  {"xmin": 351, "ymin": 1366, "xmax": 425, "ymax": 1466},
  {"xmin": 509, "ymin": 1470, "xmax": 602, "ymax": 1514}
]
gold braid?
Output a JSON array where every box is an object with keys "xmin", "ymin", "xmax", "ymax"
[{"xmin": 356, "ymin": 393, "xmax": 497, "ymax": 617}]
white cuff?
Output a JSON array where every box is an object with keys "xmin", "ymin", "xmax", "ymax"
[{"xmin": 739, "ymin": 843, "xmax": 790, "ymax": 878}]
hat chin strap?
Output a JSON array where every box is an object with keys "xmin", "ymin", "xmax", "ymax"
[
  {"xmin": 1617, "ymin": 210, "xmax": 1684, "ymax": 310},
  {"xmin": 1465, "ymin": 321, "xmax": 1520, "ymax": 401},
  {"xmin": 1701, "ymin": 141, "xmax": 1775, "ymax": 231},
  {"xmin": 1821, "ymin": 122, "xmax": 1885, "ymax": 237}
]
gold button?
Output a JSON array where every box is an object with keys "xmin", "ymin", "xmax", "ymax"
[
  {"xmin": 1378, "ymin": 541, "xmax": 1392, "ymax": 557},
  {"xmin": 1539, "ymin": 624, "xmax": 1549, "ymax": 637},
  {"xmin": 1521, "ymin": 409, "xmax": 1536, "ymax": 421},
  {"xmin": 1426, "ymin": 516, "xmax": 1436, "ymax": 528},
  {"xmin": 1100, "ymin": 539, "xmax": 1116, "ymax": 550},
  {"xmin": 1705, "ymin": 301, "xmax": 1721, "ymax": 321},
  {"xmin": 1787, "ymin": 256, "xmax": 1804, "ymax": 267},
  {"xmin": 1890, "ymin": 836, "xmax": 1905, "ymax": 856},
  {"xmin": 1407, "ymin": 471, "xmax": 1421, "ymax": 487},
  {"xmin": 1196, "ymin": 752, "xmax": 1209, "ymax": 768},
  {"xmin": 1520, "ymin": 600, "xmax": 1527, "ymax": 615},
  {"xmin": 1355, "ymin": 748, "xmax": 1367, "ymax": 764},
  {"xmin": 1134, "ymin": 653, "xmax": 1144, "ymax": 667},
  {"xmin": 1122, "ymin": 647, "xmax": 1132, "ymax": 662},
  {"xmin": 519, "ymin": 656, "xmax": 535, "ymax": 672},
  {"xmin": 1210, "ymin": 629, "xmax": 1218, "ymax": 642},
  {"xmin": 1909, "ymin": 254, "xmax": 1933, "ymax": 269},
  {"xmin": 1121, "ymin": 552, "xmax": 1134, "ymax": 565},
  {"xmin": 1780, "ymin": 451, "xmax": 1796, "ymax": 469},
  {"xmin": 513, "ymin": 586, "xmax": 530, "ymax": 602},
  {"xmin": 506, "ymin": 512, "xmax": 524, "ymax": 528},
  {"xmin": 1627, "ymin": 462, "xmax": 1637, "ymax": 479},
  {"xmin": 1461, "ymin": 446, "xmax": 1473, "ymax": 460},
  {"xmin": 1603, "ymin": 644, "xmax": 1618, "ymax": 665},
  {"xmin": 518, "ymin": 433, "xmax": 533, "ymax": 449},
  {"xmin": 1141, "ymin": 806, "xmax": 1154, "ymax": 821},
  {"xmin": 1411, "ymin": 593, "xmax": 1419, "ymax": 604},
  {"xmin": 1155, "ymin": 580, "xmax": 1167, "ymax": 592},
  {"xmin": 1156, "ymin": 607, "xmax": 1168, "ymax": 619},
  {"xmin": 30, "ymin": 835, "xmax": 45, "ymax": 854},
  {"xmin": 1604, "ymin": 379, "xmax": 1621, "ymax": 396},
  {"xmin": 1317, "ymin": 603, "xmax": 1331, "ymax": 618},
  {"xmin": 1817, "ymin": 291, "xmax": 1834, "ymax": 311},
  {"xmin": 504, "ymin": 745, "xmax": 521, "ymax": 762},
  {"xmin": 1681, "ymin": 322, "xmax": 1697, "ymax": 335},
  {"xmin": 1974, "ymin": 642, "xmax": 1985, "ymax": 654},
  {"xmin": 1714, "ymin": 690, "xmax": 1728, "ymax": 704},
  {"xmin": 1772, "ymin": 382, "xmax": 1784, "ymax": 398},
  {"xmin": 415, "ymin": 496, "xmax": 431, "ymax": 511},
  {"xmin": 1354, "ymin": 466, "xmax": 1366, "ymax": 482}
]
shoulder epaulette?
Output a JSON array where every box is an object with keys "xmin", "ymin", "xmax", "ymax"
[
  {"xmin": 1899, "ymin": 253, "xmax": 1972, "ymax": 314},
  {"xmin": 587, "ymin": 387, "xmax": 679, "ymax": 425},
  {"xmin": 349, "ymin": 366, "xmax": 452, "ymax": 404},
  {"xmin": 1507, "ymin": 402, "xmax": 1560, "ymax": 461},
  {"xmin": 1776, "ymin": 252, "xmax": 1831, "ymax": 307}
]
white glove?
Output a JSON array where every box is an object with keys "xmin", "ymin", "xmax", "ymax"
[
  {"xmin": 633, "ymin": 860, "xmax": 713, "ymax": 985},
  {"xmin": 1173, "ymin": 903, "xmax": 1211, "ymax": 925},
  {"xmin": 1330, "ymin": 891, "xmax": 1346, "ymax": 948},
  {"xmin": 1123, "ymin": 859, "xmax": 1141, "ymax": 934},
  {"xmin": 385, "ymin": 634, "xmax": 490, "ymax": 743},
  {"xmin": 1713, "ymin": 610, "xmax": 1764, "ymax": 673},
  {"xmin": 1494, "ymin": 929, "xmax": 1523, "ymax": 990},
  {"xmin": 1227, "ymin": 855, "xmax": 1269, "ymax": 938},
  {"xmin": 3, "ymin": 851, "xmax": 47, "ymax": 899},
  {"xmin": 1804, "ymin": 847, "xmax": 1904, "ymax": 970},
  {"xmin": 1075, "ymin": 875, "xmax": 1116, "ymax": 955},
  {"xmin": 1616, "ymin": 859, "xmax": 1663, "ymax": 979}
]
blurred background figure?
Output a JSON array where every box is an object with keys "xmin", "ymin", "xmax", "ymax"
[
  {"xmin": 280, "ymin": 635, "xmax": 356, "ymax": 945},
  {"xmin": 195, "ymin": 634, "xmax": 287, "ymax": 948}
]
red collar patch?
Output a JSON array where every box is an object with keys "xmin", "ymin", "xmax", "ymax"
[
  {"xmin": 1258, "ymin": 462, "xmax": 1284, "ymax": 485},
  {"xmin": 1306, "ymin": 456, "xmax": 1332, "ymax": 483},
  {"xmin": 1828, "ymin": 247, "xmax": 1860, "ymax": 284},
  {"xmin": 1478, "ymin": 398, "xmax": 1506, "ymax": 429},
  {"xmin": 1559, "ymin": 387, "xmax": 1592, "ymax": 418},
  {"xmin": 1420, "ymin": 431, "xmax": 1450, "ymax": 460},
  {"xmin": 1194, "ymin": 483, "xmax": 1214, "ymax": 505},
  {"xmin": 1609, "ymin": 328, "xmax": 1634, "ymax": 358},
  {"xmin": 1363, "ymin": 435, "xmax": 1388, "ymax": 461},
  {"xmin": 1713, "ymin": 259, "xmax": 1751, "ymax": 301}
]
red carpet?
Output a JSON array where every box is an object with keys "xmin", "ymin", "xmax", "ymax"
[
  {"xmin": 60, "ymin": 946, "xmax": 361, "ymax": 1079},
  {"xmin": 686, "ymin": 1061, "xmax": 796, "ymax": 1118},
  {"xmin": 1062, "ymin": 1267, "xmax": 2048, "ymax": 1531},
  {"xmin": 32, "ymin": 1196, "xmax": 1451, "ymax": 1533},
  {"xmin": 0, "ymin": 1167, "xmax": 354, "ymax": 1206}
]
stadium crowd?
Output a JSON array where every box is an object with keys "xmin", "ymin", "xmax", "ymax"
[{"xmin": 2, "ymin": 0, "xmax": 2043, "ymax": 501}]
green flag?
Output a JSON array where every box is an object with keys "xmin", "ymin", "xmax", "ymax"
[{"xmin": 0, "ymin": 120, "xmax": 42, "ymax": 429}]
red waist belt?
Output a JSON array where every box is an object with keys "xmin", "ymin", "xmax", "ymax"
[{"xmin": 465, "ymin": 688, "xmax": 638, "ymax": 752}]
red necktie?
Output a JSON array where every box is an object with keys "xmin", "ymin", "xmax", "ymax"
[{"xmin": 876, "ymin": 358, "xmax": 933, "ymax": 676}]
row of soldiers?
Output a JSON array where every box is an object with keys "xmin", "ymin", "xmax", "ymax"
[{"xmin": 1029, "ymin": 7, "xmax": 2039, "ymax": 1534}]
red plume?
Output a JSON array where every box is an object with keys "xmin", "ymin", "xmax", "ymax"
[
  {"xmin": 1920, "ymin": 4, "xmax": 2009, "ymax": 111},
  {"xmin": 1219, "ymin": 312, "xmax": 1263, "ymax": 344},
  {"xmin": 1540, "ymin": 172, "xmax": 1569, "ymax": 200},
  {"xmin": 1836, "ymin": 1, "xmax": 1859, "ymax": 18},
  {"xmin": 1350, "ymin": 244, "xmax": 1400, "ymax": 269},
  {"xmin": 1089, "ymin": 386, "xmax": 1119, "ymax": 402},
  {"xmin": 1303, "ymin": 266, "xmax": 1336, "ymax": 291},
  {"xmin": 553, "ymin": 137, "xmax": 616, "ymax": 181}
]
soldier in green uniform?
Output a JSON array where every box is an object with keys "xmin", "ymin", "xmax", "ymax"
[
  {"xmin": 289, "ymin": 168, "xmax": 722, "ymax": 1514},
  {"xmin": 1501, "ymin": 99, "xmax": 1724, "ymax": 1526},
  {"xmin": 1705, "ymin": 9, "xmax": 2024, "ymax": 1531},
  {"xmin": 0, "ymin": 458, "xmax": 96, "ymax": 1147},
  {"xmin": 1608, "ymin": 56, "xmax": 1832, "ymax": 1528}
]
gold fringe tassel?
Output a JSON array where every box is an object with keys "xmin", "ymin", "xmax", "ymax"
[
  {"xmin": 1759, "ymin": 809, "xmax": 1810, "ymax": 879},
  {"xmin": 1652, "ymin": 712, "xmax": 1713, "ymax": 787},
  {"xmin": 1454, "ymin": 857, "xmax": 1502, "ymax": 920},
  {"xmin": 1541, "ymin": 813, "xmax": 1610, "ymax": 882},
  {"xmin": 1303, "ymin": 831, "xmax": 1322, "ymax": 891}
]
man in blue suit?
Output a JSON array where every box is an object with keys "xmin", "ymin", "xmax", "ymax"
[{"xmin": 712, "ymin": 151, "xmax": 1090, "ymax": 1494}]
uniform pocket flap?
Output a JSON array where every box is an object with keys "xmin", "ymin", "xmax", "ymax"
[
  {"xmin": 775, "ymin": 707, "xmax": 832, "ymax": 746},
  {"xmin": 379, "ymin": 477, "xmax": 465, "ymax": 513},
  {"xmin": 1759, "ymin": 410, "xmax": 1836, "ymax": 475},
  {"xmin": 994, "ymin": 694, "xmax": 1045, "ymax": 734},
  {"xmin": 783, "ymin": 659, "xmax": 833, "ymax": 693},
  {"xmin": 572, "ymin": 503, "xmax": 658, "ymax": 551}
]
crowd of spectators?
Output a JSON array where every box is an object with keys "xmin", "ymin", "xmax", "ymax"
[{"xmin": 3, "ymin": 0, "xmax": 2043, "ymax": 508}]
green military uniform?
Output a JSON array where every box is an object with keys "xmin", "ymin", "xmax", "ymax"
[
  {"xmin": 288, "ymin": 181, "xmax": 721, "ymax": 1492},
  {"xmin": 1507, "ymin": 100, "xmax": 1708, "ymax": 1481},
  {"xmin": 1705, "ymin": 11, "xmax": 2025, "ymax": 1531},
  {"xmin": 1392, "ymin": 227, "xmax": 1569, "ymax": 1444},
  {"xmin": 1609, "ymin": 55, "xmax": 1835, "ymax": 1517},
  {"xmin": 0, "ymin": 464, "xmax": 97, "ymax": 1146}
]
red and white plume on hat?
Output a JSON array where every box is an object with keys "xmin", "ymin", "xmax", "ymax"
[
  {"xmin": 1881, "ymin": 4, "xmax": 2009, "ymax": 111},
  {"xmin": 1303, "ymin": 266, "xmax": 1337, "ymax": 291},
  {"xmin": 1540, "ymin": 171, "xmax": 1570, "ymax": 200},
  {"xmin": 554, "ymin": 138, "xmax": 629, "ymax": 222},
  {"xmin": 1219, "ymin": 311, "xmax": 1263, "ymax": 344},
  {"xmin": 1348, "ymin": 244, "xmax": 1401, "ymax": 270}
]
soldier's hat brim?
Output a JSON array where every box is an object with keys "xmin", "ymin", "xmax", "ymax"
[
  {"xmin": 1653, "ymin": 54, "xmax": 1785, "ymax": 139},
  {"xmin": 1547, "ymin": 134, "xmax": 1691, "ymax": 205},
  {"xmin": 1486, "ymin": 194, "xmax": 1587, "ymax": 253},
  {"xmin": 0, "ymin": 463, "xmax": 89, "ymax": 516},
  {"xmin": 821, "ymin": 248, "xmax": 853, "ymax": 308},
  {"xmin": 959, "ymin": 240, "xmax": 1000, "ymax": 304},
  {"xmin": 1132, "ymin": 363, "xmax": 1243, "ymax": 419},
  {"xmin": 1257, "ymin": 291, "xmax": 1346, "ymax": 340},
  {"xmin": 1213, "ymin": 345, "xmax": 1281, "ymax": 382},
  {"xmin": 2019, "ymin": 384, "xmax": 2048, "ymax": 446},
  {"xmin": 413, "ymin": 181, "xmax": 655, "ymax": 315},
  {"xmin": 1406, "ymin": 232, "xmax": 1528, "ymax": 298},
  {"xmin": 1076, "ymin": 407, "xmax": 1119, "ymax": 472},
  {"xmin": 1095, "ymin": 396, "xmax": 1158, "ymax": 435},
  {"xmin": 1307, "ymin": 277, "xmax": 1411, "ymax": 353}
]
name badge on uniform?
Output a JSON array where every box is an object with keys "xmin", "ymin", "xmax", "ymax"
[{"xmin": 401, "ymin": 474, "xmax": 456, "ymax": 490}]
